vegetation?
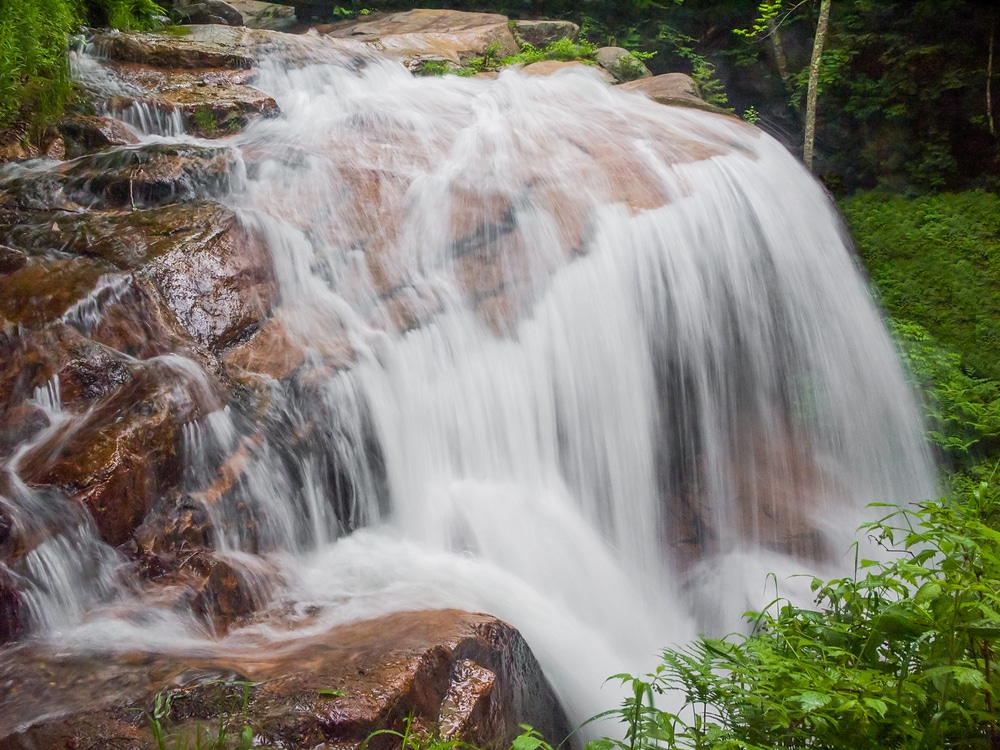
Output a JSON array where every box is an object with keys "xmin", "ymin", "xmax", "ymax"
[
  {"xmin": 590, "ymin": 500, "xmax": 1000, "ymax": 750},
  {"xmin": 0, "ymin": 0, "xmax": 163, "ymax": 137},
  {"xmin": 844, "ymin": 191, "xmax": 1000, "ymax": 384}
]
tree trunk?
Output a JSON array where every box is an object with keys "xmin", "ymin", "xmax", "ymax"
[
  {"xmin": 768, "ymin": 18, "xmax": 792, "ymax": 93},
  {"xmin": 803, "ymin": 0, "xmax": 831, "ymax": 172}
]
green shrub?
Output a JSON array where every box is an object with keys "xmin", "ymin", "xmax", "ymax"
[
  {"xmin": 587, "ymin": 500, "xmax": 1000, "ymax": 750},
  {"xmin": 891, "ymin": 321, "xmax": 1000, "ymax": 469},
  {"xmin": 0, "ymin": 0, "xmax": 78, "ymax": 134},
  {"xmin": 0, "ymin": 0, "xmax": 163, "ymax": 137}
]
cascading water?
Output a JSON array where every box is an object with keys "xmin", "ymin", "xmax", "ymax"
[{"xmin": 2, "ymin": 35, "xmax": 936, "ymax": 735}]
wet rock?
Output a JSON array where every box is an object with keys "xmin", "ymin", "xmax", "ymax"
[
  {"xmin": 61, "ymin": 143, "xmax": 237, "ymax": 209},
  {"xmin": 321, "ymin": 9, "xmax": 519, "ymax": 67},
  {"xmin": 0, "ymin": 245, "xmax": 26, "ymax": 275},
  {"xmin": 0, "ymin": 256, "xmax": 116, "ymax": 329},
  {"xmin": 17, "ymin": 355, "xmax": 222, "ymax": 547},
  {"xmin": 190, "ymin": 553, "xmax": 270, "ymax": 630},
  {"xmin": 0, "ymin": 566, "xmax": 23, "ymax": 645},
  {"xmin": 594, "ymin": 46, "xmax": 651, "ymax": 83},
  {"xmin": 2, "ymin": 202, "xmax": 276, "ymax": 355},
  {"xmin": 222, "ymin": 315, "xmax": 307, "ymax": 380},
  {"xmin": 59, "ymin": 115, "xmax": 141, "ymax": 158},
  {"xmin": 0, "ymin": 610, "xmax": 571, "ymax": 750},
  {"xmin": 0, "ymin": 404, "xmax": 50, "ymax": 459},
  {"xmin": 511, "ymin": 20, "xmax": 580, "ymax": 48},
  {"xmin": 663, "ymin": 429, "xmax": 837, "ymax": 567},
  {"xmin": 138, "ymin": 205, "xmax": 275, "ymax": 353},
  {"xmin": 0, "ymin": 143, "xmax": 236, "ymax": 211},
  {"xmin": 101, "ymin": 63, "xmax": 279, "ymax": 137}
]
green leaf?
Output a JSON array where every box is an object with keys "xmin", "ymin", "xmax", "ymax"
[
  {"xmin": 789, "ymin": 691, "xmax": 832, "ymax": 712},
  {"xmin": 914, "ymin": 581, "xmax": 942, "ymax": 604}
]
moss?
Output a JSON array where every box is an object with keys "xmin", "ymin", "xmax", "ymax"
[{"xmin": 845, "ymin": 190, "xmax": 1000, "ymax": 382}]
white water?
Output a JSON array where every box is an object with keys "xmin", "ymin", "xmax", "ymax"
[{"xmin": 8, "ymin": 44, "xmax": 936, "ymax": 733}]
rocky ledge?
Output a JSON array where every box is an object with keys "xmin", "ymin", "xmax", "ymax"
[{"xmin": 0, "ymin": 609, "xmax": 572, "ymax": 749}]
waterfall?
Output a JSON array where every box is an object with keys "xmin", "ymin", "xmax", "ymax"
[{"xmin": 3, "ymin": 43, "xmax": 936, "ymax": 732}]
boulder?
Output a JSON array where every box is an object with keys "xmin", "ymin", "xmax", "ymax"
[
  {"xmin": 594, "ymin": 46, "xmax": 651, "ymax": 83},
  {"xmin": 172, "ymin": 0, "xmax": 245, "ymax": 26},
  {"xmin": 0, "ymin": 610, "xmax": 571, "ymax": 750},
  {"xmin": 321, "ymin": 9, "xmax": 519, "ymax": 68},
  {"xmin": 619, "ymin": 73, "xmax": 724, "ymax": 114},
  {"xmin": 226, "ymin": 0, "xmax": 297, "ymax": 31},
  {"xmin": 511, "ymin": 20, "xmax": 580, "ymax": 48}
]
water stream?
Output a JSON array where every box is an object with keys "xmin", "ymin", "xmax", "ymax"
[{"xmin": 4, "ymin": 40, "xmax": 937, "ymax": 733}]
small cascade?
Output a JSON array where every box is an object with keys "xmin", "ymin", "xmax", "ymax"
[{"xmin": 0, "ymin": 34, "xmax": 938, "ymax": 736}]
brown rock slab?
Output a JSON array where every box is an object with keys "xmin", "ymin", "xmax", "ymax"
[
  {"xmin": 0, "ymin": 256, "xmax": 114, "ymax": 329},
  {"xmin": 0, "ymin": 610, "xmax": 571, "ymax": 750},
  {"xmin": 90, "ymin": 24, "xmax": 337, "ymax": 70}
]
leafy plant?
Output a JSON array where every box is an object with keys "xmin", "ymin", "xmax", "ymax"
[
  {"xmin": 656, "ymin": 25, "xmax": 729, "ymax": 109},
  {"xmin": 585, "ymin": 499, "xmax": 1000, "ymax": 749},
  {"xmin": 891, "ymin": 320, "xmax": 1000, "ymax": 468}
]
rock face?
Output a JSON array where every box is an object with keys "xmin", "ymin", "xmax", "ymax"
[{"xmin": 0, "ymin": 610, "xmax": 572, "ymax": 750}]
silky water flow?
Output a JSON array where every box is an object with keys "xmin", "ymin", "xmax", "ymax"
[{"xmin": 3, "ymin": 42, "xmax": 937, "ymax": 733}]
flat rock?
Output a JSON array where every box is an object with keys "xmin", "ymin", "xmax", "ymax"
[{"xmin": 0, "ymin": 610, "xmax": 571, "ymax": 749}]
